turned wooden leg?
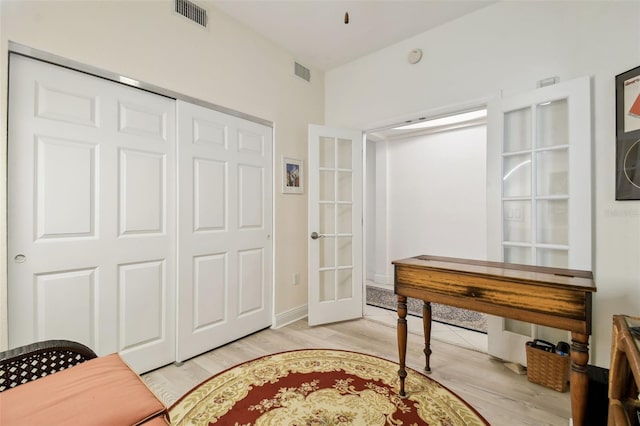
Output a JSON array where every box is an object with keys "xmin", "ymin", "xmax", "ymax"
[
  {"xmin": 570, "ymin": 332, "xmax": 590, "ymax": 426},
  {"xmin": 423, "ymin": 301, "xmax": 432, "ymax": 373},
  {"xmin": 397, "ymin": 295, "xmax": 408, "ymax": 397}
]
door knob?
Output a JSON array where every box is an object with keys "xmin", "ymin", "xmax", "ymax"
[
  {"xmin": 14, "ymin": 254, "xmax": 26, "ymax": 263},
  {"xmin": 310, "ymin": 232, "xmax": 325, "ymax": 240}
]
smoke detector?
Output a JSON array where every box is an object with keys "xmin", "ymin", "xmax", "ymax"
[{"xmin": 408, "ymin": 49, "xmax": 422, "ymax": 65}]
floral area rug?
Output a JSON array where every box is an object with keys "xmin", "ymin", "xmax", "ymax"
[{"xmin": 168, "ymin": 349, "xmax": 489, "ymax": 426}]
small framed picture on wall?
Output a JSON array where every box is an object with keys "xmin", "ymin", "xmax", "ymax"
[
  {"xmin": 282, "ymin": 157, "xmax": 303, "ymax": 194},
  {"xmin": 615, "ymin": 65, "xmax": 640, "ymax": 200}
]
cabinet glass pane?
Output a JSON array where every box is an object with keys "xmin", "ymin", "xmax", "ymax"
[
  {"xmin": 537, "ymin": 248, "xmax": 568, "ymax": 268},
  {"xmin": 319, "ymin": 237, "xmax": 334, "ymax": 268},
  {"xmin": 504, "ymin": 246, "xmax": 532, "ymax": 265},
  {"xmin": 503, "ymin": 154, "xmax": 531, "ymax": 197},
  {"xmin": 319, "ymin": 204, "xmax": 334, "ymax": 234},
  {"xmin": 337, "ymin": 171, "xmax": 352, "ymax": 201},
  {"xmin": 319, "ymin": 270, "xmax": 334, "ymax": 302},
  {"xmin": 319, "ymin": 171, "xmax": 334, "ymax": 201},
  {"xmin": 319, "ymin": 136, "xmax": 334, "ymax": 168},
  {"xmin": 504, "ymin": 108, "xmax": 531, "ymax": 153},
  {"xmin": 536, "ymin": 99, "xmax": 568, "ymax": 148},
  {"xmin": 337, "ymin": 269, "xmax": 352, "ymax": 300},
  {"xmin": 536, "ymin": 149, "xmax": 569, "ymax": 196},
  {"xmin": 337, "ymin": 138, "xmax": 352, "ymax": 169},
  {"xmin": 337, "ymin": 237, "xmax": 352, "ymax": 267},
  {"xmin": 337, "ymin": 204, "xmax": 352, "ymax": 233},
  {"xmin": 503, "ymin": 200, "xmax": 531, "ymax": 242},
  {"xmin": 536, "ymin": 200, "xmax": 568, "ymax": 245}
]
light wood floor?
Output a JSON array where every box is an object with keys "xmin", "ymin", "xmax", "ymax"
[{"xmin": 142, "ymin": 318, "xmax": 570, "ymax": 426}]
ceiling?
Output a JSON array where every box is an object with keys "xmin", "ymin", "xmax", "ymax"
[{"xmin": 209, "ymin": 1, "xmax": 496, "ymax": 71}]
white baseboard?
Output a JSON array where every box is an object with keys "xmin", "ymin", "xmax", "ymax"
[{"xmin": 272, "ymin": 304, "xmax": 308, "ymax": 329}]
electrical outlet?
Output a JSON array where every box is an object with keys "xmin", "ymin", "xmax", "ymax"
[{"xmin": 293, "ymin": 272, "xmax": 300, "ymax": 286}]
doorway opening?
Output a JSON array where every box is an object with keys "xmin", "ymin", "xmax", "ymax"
[{"xmin": 362, "ymin": 108, "xmax": 488, "ymax": 352}]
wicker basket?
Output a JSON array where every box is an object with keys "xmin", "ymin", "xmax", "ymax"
[{"xmin": 525, "ymin": 342, "xmax": 570, "ymax": 392}]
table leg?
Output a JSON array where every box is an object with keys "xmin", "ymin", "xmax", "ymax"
[
  {"xmin": 423, "ymin": 301, "xmax": 432, "ymax": 373},
  {"xmin": 397, "ymin": 295, "xmax": 408, "ymax": 397},
  {"xmin": 570, "ymin": 332, "xmax": 589, "ymax": 426}
]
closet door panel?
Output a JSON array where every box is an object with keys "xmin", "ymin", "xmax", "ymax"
[
  {"xmin": 193, "ymin": 158, "xmax": 226, "ymax": 232},
  {"xmin": 176, "ymin": 101, "xmax": 272, "ymax": 362},
  {"xmin": 8, "ymin": 54, "xmax": 175, "ymax": 373},
  {"xmin": 35, "ymin": 268, "xmax": 97, "ymax": 345},
  {"xmin": 193, "ymin": 253, "xmax": 227, "ymax": 329},
  {"xmin": 36, "ymin": 136, "xmax": 97, "ymax": 239}
]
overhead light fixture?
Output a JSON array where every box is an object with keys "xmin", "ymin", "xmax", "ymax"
[{"xmin": 394, "ymin": 109, "xmax": 487, "ymax": 130}]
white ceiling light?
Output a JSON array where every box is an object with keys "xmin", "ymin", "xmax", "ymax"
[{"xmin": 394, "ymin": 109, "xmax": 487, "ymax": 130}]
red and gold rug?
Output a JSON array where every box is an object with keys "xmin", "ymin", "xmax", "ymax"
[{"xmin": 168, "ymin": 349, "xmax": 489, "ymax": 425}]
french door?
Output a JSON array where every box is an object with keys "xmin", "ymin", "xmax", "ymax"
[
  {"xmin": 486, "ymin": 76, "xmax": 592, "ymax": 365},
  {"xmin": 308, "ymin": 125, "xmax": 363, "ymax": 325}
]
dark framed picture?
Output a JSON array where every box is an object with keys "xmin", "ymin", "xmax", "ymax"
[{"xmin": 615, "ymin": 65, "xmax": 640, "ymax": 200}]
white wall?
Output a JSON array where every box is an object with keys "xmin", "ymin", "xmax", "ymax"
[
  {"xmin": 0, "ymin": 0, "xmax": 324, "ymax": 348},
  {"xmin": 386, "ymin": 126, "xmax": 487, "ymax": 272},
  {"xmin": 326, "ymin": 1, "xmax": 640, "ymax": 368}
]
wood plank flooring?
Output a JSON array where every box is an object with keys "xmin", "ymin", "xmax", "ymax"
[{"xmin": 141, "ymin": 318, "xmax": 570, "ymax": 426}]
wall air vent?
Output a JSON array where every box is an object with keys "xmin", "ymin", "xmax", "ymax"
[
  {"xmin": 294, "ymin": 62, "xmax": 311, "ymax": 82},
  {"xmin": 175, "ymin": 0, "xmax": 208, "ymax": 28}
]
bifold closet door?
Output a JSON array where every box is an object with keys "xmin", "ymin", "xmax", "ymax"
[
  {"xmin": 176, "ymin": 101, "xmax": 273, "ymax": 362},
  {"xmin": 7, "ymin": 54, "xmax": 176, "ymax": 373}
]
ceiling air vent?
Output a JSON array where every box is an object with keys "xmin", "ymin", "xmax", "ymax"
[
  {"xmin": 175, "ymin": 0, "xmax": 207, "ymax": 28},
  {"xmin": 295, "ymin": 62, "xmax": 311, "ymax": 82}
]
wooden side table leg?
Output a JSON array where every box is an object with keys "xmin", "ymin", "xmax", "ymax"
[
  {"xmin": 423, "ymin": 301, "xmax": 432, "ymax": 373},
  {"xmin": 397, "ymin": 295, "xmax": 408, "ymax": 397},
  {"xmin": 570, "ymin": 332, "xmax": 590, "ymax": 426}
]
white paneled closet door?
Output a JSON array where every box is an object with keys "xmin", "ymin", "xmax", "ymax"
[
  {"xmin": 175, "ymin": 101, "xmax": 273, "ymax": 363},
  {"xmin": 8, "ymin": 54, "xmax": 176, "ymax": 373}
]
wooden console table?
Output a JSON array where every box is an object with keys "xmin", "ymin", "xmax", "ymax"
[{"xmin": 393, "ymin": 255, "xmax": 596, "ymax": 426}]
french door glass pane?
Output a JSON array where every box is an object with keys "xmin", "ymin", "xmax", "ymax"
[
  {"xmin": 536, "ymin": 200, "xmax": 568, "ymax": 245},
  {"xmin": 536, "ymin": 149, "xmax": 569, "ymax": 196},
  {"xmin": 537, "ymin": 99, "xmax": 568, "ymax": 148},
  {"xmin": 319, "ymin": 136, "xmax": 334, "ymax": 168},
  {"xmin": 503, "ymin": 200, "xmax": 531, "ymax": 242},
  {"xmin": 504, "ymin": 108, "xmax": 531, "ymax": 153},
  {"xmin": 337, "ymin": 138, "xmax": 352, "ymax": 169},
  {"xmin": 337, "ymin": 237, "xmax": 352, "ymax": 266},
  {"xmin": 537, "ymin": 248, "xmax": 569, "ymax": 268},
  {"xmin": 504, "ymin": 319, "xmax": 532, "ymax": 337},
  {"xmin": 337, "ymin": 269, "xmax": 352, "ymax": 300},
  {"xmin": 319, "ymin": 204, "xmax": 334, "ymax": 234},
  {"xmin": 319, "ymin": 237, "xmax": 335, "ymax": 268},
  {"xmin": 319, "ymin": 171, "xmax": 334, "ymax": 201},
  {"xmin": 503, "ymin": 154, "xmax": 532, "ymax": 197},
  {"xmin": 504, "ymin": 246, "xmax": 532, "ymax": 264},
  {"xmin": 319, "ymin": 270, "xmax": 334, "ymax": 302},
  {"xmin": 337, "ymin": 171, "xmax": 352, "ymax": 201},
  {"xmin": 337, "ymin": 204, "xmax": 352, "ymax": 233}
]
